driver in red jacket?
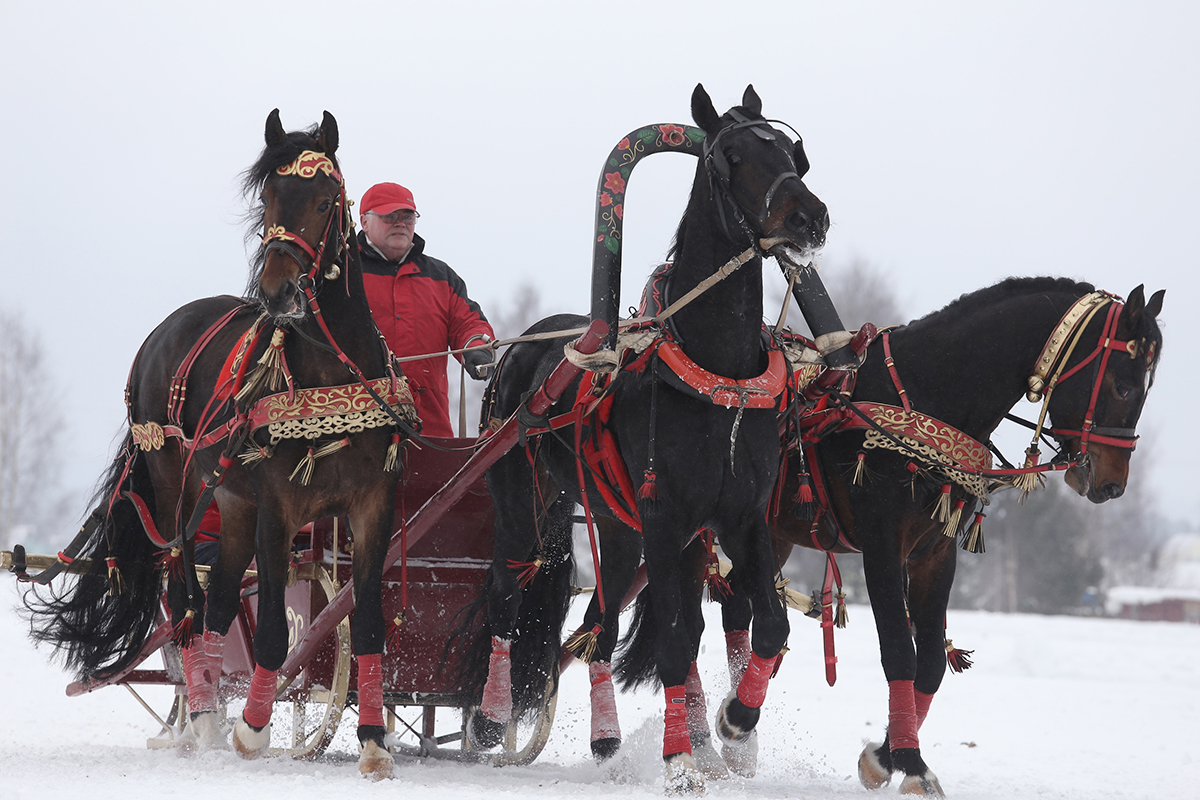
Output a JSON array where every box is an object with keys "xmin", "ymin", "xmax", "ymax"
[{"xmin": 358, "ymin": 182, "xmax": 495, "ymax": 437}]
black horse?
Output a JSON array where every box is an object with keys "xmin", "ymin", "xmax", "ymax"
[
  {"xmin": 26, "ymin": 111, "xmax": 409, "ymax": 779},
  {"xmin": 462, "ymin": 84, "xmax": 828, "ymax": 791},
  {"xmin": 622, "ymin": 277, "xmax": 1164, "ymax": 796}
]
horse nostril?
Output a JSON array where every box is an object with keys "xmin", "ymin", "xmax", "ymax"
[
  {"xmin": 786, "ymin": 210, "xmax": 809, "ymax": 231},
  {"xmin": 1103, "ymin": 482, "xmax": 1124, "ymax": 500}
]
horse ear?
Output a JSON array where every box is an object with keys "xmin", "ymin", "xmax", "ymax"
[
  {"xmin": 265, "ymin": 109, "xmax": 286, "ymax": 148},
  {"xmin": 1118, "ymin": 285, "xmax": 1146, "ymax": 337},
  {"xmin": 691, "ymin": 83, "xmax": 720, "ymax": 133},
  {"xmin": 1145, "ymin": 289, "xmax": 1164, "ymax": 320},
  {"xmin": 319, "ymin": 111, "xmax": 339, "ymax": 155},
  {"xmin": 742, "ymin": 84, "xmax": 762, "ymax": 116}
]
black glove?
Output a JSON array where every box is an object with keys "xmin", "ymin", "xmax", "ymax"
[{"xmin": 462, "ymin": 344, "xmax": 495, "ymax": 380}]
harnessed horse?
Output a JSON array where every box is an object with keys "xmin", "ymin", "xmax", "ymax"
[
  {"xmin": 26, "ymin": 111, "xmax": 413, "ymax": 779},
  {"xmin": 620, "ymin": 277, "xmax": 1164, "ymax": 796},
  {"xmin": 461, "ymin": 84, "xmax": 828, "ymax": 792}
]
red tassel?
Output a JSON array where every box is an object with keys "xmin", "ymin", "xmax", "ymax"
[
  {"xmin": 172, "ymin": 608, "xmax": 196, "ymax": 647},
  {"xmin": 946, "ymin": 639, "xmax": 974, "ymax": 673},
  {"xmin": 386, "ymin": 612, "xmax": 406, "ymax": 651},
  {"xmin": 638, "ymin": 468, "xmax": 659, "ymax": 501},
  {"xmin": 507, "ymin": 556, "xmax": 545, "ymax": 588},
  {"xmin": 158, "ymin": 547, "xmax": 184, "ymax": 580},
  {"xmin": 792, "ymin": 472, "xmax": 815, "ymax": 519}
]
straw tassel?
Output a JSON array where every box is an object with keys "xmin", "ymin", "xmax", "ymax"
[
  {"xmin": 564, "ymin": 623, "xmax": 603, "ymax": 663},
  {"xmin": 931, "ymin": 483, "xmax": 952, "ymax": 523},
  {"xmin": 852, "ymin": 452, "xmax": 867, "ymax": 486},
  {"xmin": 943, "ymin": 499, "xmax": 965, "ymax": 538},
  {"xmin": 288, "ymin": 438, "xmax": 350, "ymax": 485},
  {"xmin": 945, "ymin": 639, "xmax": 974, "ymax": 673},
  {"xmin": 962, "ymin": 512, "xmax": 986, "ymax": 553},
  {"xmin": 638, "ymin": 469, "xmax": 659, "ymax": 501},
  {"xmin": 1013, "ymin": 445, "xmax": 1045, "ymax": 499},
  {"xmin": 834, "ymin": 589, "xmax": 849, "ymax": 629},
  {"xmin": 384, "ymin": 432, "xmax": 402, "ymax": 472},
  {"xmin": 106, "ymin": 556, "xmax": 125, "ymax": 597},
  {"xmin": 236, "ymin": 328, "xmax": 290, "ymax": 404},
  {"xmin": 239, "ymin": 443, "xmax": 273, "ymax": 466},
  {"xmin": 792, "ymin": 472, "xmax": 815, "ymax": 519}
]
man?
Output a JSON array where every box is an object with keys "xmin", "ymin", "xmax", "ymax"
[{"xmin": 359, "ymin": 182, "xmax": 495, "ymax": 437}]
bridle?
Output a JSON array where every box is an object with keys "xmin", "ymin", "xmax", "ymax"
[
  {"xmin": 1021, "ymin": 291, "xmax": 1144, "ymax": 467},
  {"xmin": 260, "ymin": 149, "xmax": 353, "ymax": 298},
  {"xmin": 702, "ymin": 110, "xmax": 810, "ymax": 246}
]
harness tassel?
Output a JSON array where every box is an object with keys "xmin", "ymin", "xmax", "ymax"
[
  {"xmin": 236, "ymin": 328, "xmax": 291, "ymax": 404},
  {"xmin": 931, "ymin": 483, "xmax": 952, "ymax": 523},
  {"xmin": 835, "ymin": 589, "xmax": 849, "ymax": 629},
  {"xmin": 943, "ymin": 499, "xmax": 966, "ymax": 538},
  {"xmin": 384, "ymin": 432, "xmax": 402, "ymax": 472},
  {"xmin": 106, "ymin": 557, "xmax": 125, "ymax": 597},
  {"xmin": 793, "ymin": 472, "xmax": 815, "ymax": 520},
  {"xmin": 852, "ymin": 452, "xmax": 867, "ymax": 486},
  {"xmin": 564, "ymin": 623, "xmax": 603, "ymax": 663},
  {"xmin": 507, "ymin": 555, "xmax": 545, "ymax": 589},
  {"xmin": 703, "ymin": 532, "xmax": 731, "ymax": 601},
  {"xmin": 637, "ymin": 469, "xmax": 659, "ymax": 501},
  {"xmin": 946, "ymin": 639, "xmax": 974, "ymax": 673},
  {"xmin": 159, "ymin": 546, "xmax": 184, "ymax": 580},
  {"xmin": 288, "ymin": 438, "xmax": 350, "ymax": 485},
  {"xmin": 172, "ymin": 608, "xmax": 196, "ymax": 647},
  {"xmin": 1013, "ymin": 445, "xmax": 1045, "ymax": 499},
  {"xmin": 386, "ymin": 612, "xmax": 406, "ymax": 652},
  {"xmin": 962, "ymin": 512, "xmax": 986, "ymax": 553},
  {"xmin": 239, "ymin": 443, "xmax": 273, "ymax": 466}
]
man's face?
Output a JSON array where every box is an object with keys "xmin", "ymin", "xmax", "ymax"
[{"xmin": 362, "ymin": 210, "xmax": 418, "ymax": 261}]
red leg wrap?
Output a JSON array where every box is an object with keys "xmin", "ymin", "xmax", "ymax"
[
  {"xmin": 915, "ymin": 689, "xmax": 934, "ymax": 730},
  {"xmin": 685, "ymin": 661, "xmax": 709, "ymax": 738},
  {"xmin": 588, "ymin": 661, "xmax": 621, "ymax": 742},
  {"xmin": 242, "ymin": 665, "xmax": 278, "ymax": 729},
  {"xmin": 663, "ymin": 684, "xmax": 691, "ymax": 758},
  {"xmin": 480, "ymin": 637, "xmax": 513, "ymax": 722},
  {"xmin": 184, "ymin": 630, "xmax": 227, "ymax": 713},
  {"xmin": 736, "ymin": 651, "xmax": 778, "ymax": 709},
  {"xmin": 725, "ymin": 629, "xmax": 751, "ymax": 687},
  {"xmin": 887, "ymin": 679, "xmax": 919, "ymax": 750},
  {"xmin": 357, "ymin": 653, "xmax": 384, "ymax": 728}
]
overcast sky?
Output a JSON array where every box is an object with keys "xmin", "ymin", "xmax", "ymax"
[{"xmin": 2, "ymin": 1, "xmax": 1196, "ymax": 525}]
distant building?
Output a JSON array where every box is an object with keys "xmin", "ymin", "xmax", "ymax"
[{"xmin": 1106, "ymin": 533, "xmax": 1200, "ymax": 623}]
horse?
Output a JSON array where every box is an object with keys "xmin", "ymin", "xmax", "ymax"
[
  {"xmin": 460, "ymin": 83, "xmax": 828, "ymax": 792},
  {"xmin": 619, "ymin": 277, "xmax": 1164, "ymax": 796},
  {"xmin": 25, "ymin": 111, "xmax": 413, "ymax": 779}
]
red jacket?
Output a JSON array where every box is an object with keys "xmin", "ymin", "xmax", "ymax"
[{"xmin": 359, "ymin": 231, "xmax": 494, "ymax": 437}]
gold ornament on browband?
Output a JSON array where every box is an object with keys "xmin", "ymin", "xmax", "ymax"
[
  {"xmin": 1026, "ymin": 291, "xmax": 1116, "ymax": 403},
  {"xmin": 276, "ymin": 150, "xmax": 337, "ymax": 180}
]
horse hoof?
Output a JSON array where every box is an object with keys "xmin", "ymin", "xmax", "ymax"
[
  {"xmin": 185, "ymin": 711, "xmax": 228, "ymax": 752},
  {"xmin": 691, "ymin": 734, "xmax": 729, "ymax": 780},
  {"xmin": 232, "ymin": 717, "xmax": 270, "ymax": 759},
  {"xmin": 467, "ymin": 707, "xmax": 506, "ymax": 749},
  {"xmin": 899, "ymin": 771, "xmax": 945, "ymax": 797},
  {"xmin": 591, "ymin": 736, "xmax": 621, "ymax": 762},
  {"xmin": 858, "ymin": 741, "xmax": 892, "ymax": 790},
  {"xmin": 664, "ymin": 752, "xmax": 706, "ymax": 795},
  {"xmin": 358, "ymin": 739, "xmax": 395, "ymax": 781},
  {"xmin": 720, "ymin": 730, "xmax": 757, "ymax": 778},
  {"xmin": 715, "ymin": 691, "xmax": 759, "ymax": 745}
]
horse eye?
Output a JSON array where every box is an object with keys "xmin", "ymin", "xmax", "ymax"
[
  {"xmin": 318, "ymin": 199, "xmax": 332, "ymax": 213},
  {"xmin": 728, "ymin": 153, "xmax": 742, "ymax": 167},
  {"xmin": 1114, "ymin": 382, "xmax": 1135, "ymax": 399}
]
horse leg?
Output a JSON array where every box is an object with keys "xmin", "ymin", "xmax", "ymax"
[
  {"xmin": 584, "ymin": 518, "xmax": 642, "ymax": 762},
  {"xmin": 232, "ymin": 506, "xmax": 294, "ymax": 760},
  {"xmin": 714, "ymin": 565, "xmax": 759, "ymax": 777},
  {"xmin": 857, "ymin": 515, "xmax": 946, "ymax": 798},
  {"xmin": 180, "ymin": 493, "xmax": 257, "ymax": 753},
  {"xmin": 676, "ymin": 541, "xmax": 727, "ymax": 780},
  {"xmin": 471, "ymin": 448, "xmax": 544, "ymax": 748},
  {"xmin": 348, "ymin": 486, "xmax": 398, "ymax": 780},
  {"xmin": 714, "ymin": 518, "xmax": 789, "ymax": 749}
]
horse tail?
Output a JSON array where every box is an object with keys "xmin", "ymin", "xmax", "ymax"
[
  {"xmin": 24, "ymin": 436, "xmax": 165, "ymax": 681},
  {"xmin": 455, "ymin": 499, "xmax": 576, "ymax": 715},
  {"xmin": 614, "ymin": 584, "xmax": 662, "ymax": 691}
]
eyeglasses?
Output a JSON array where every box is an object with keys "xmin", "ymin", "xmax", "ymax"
[{"xmin": 368, "ymin": 210, "xmax": 420, "ymax": 226}]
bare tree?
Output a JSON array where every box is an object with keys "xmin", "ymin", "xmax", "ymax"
[{"xmin": 0, "ymin": 310, "xmax": 68, "ymax": 552}]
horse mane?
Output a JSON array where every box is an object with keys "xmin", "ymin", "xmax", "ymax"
[
  {"xmin": 239, "ymin": 124, "xmax": 339, "ymax": 299},
  {"xmin": 904, "ymin": 276, "xmax": 1095, "ymax": 333}
]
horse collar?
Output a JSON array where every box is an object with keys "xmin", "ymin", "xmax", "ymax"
[{"xmin": 653, "ymin": 338, "xmax": 787, "ymax": 410}]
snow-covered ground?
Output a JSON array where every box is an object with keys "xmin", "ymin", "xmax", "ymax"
[{"xmin": 2, "ymin": 583, "xmax": 1196, "ymax": 799}]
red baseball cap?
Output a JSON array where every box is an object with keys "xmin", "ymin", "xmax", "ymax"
[{"xmin": 361, "ymin": 182, "xmax": 417, "ymax": 215}]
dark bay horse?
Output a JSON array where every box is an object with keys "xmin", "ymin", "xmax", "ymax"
[
  {"xmin": 623, "ymin": 277, "xmax": 1164, "ymax": 796},
  {"xmin": 463, "ymin": 84, "xmax": 828, "ymax": 791},
  {"xmin": 27, "ymin": 111, "xmax": 411, "ymax": 779}
]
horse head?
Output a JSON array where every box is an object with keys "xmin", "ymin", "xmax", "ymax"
[
  {"xmin": 691, "ymin": 84, "xmax": 829, "ymax": 260},
  {"xmin": 1056, "ymin": 285, "xmax": 1165, "ymax": 502},
  {"xmin": 248, "ymin": 109, "xmax": 349, "ymax": 322}
]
